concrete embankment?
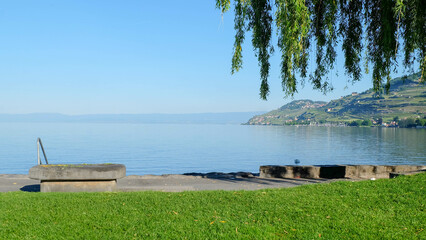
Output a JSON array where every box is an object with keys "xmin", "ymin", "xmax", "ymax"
[
  {"xmin": 1, "ymin": 165, "xmax": 424, "ymax": 192},
  {"xmin": 0, "ymin": 172, "xmax": 335, "ymax": 193},
  {"xmin": 260, "ymin": 165, "xmax": 426, "ymax": 179}
]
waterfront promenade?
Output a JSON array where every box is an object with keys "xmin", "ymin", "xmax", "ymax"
[{"xmin": 0, "ymin": 173, "xmax": 332, "ymax": 192}]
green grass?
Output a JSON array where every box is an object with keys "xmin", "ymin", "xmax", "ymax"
[{"xmin": 1, "ymin": 174, "xmax": 425, "ymax": 239}]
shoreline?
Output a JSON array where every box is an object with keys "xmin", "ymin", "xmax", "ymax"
[{"xmin": 244, "ymin": 123, "xmax": 426, "ymax": 128}]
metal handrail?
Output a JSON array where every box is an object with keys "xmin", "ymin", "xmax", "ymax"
[{"xmin": 37, "ymin": 138, "xmax": 48, "ymax": 165}]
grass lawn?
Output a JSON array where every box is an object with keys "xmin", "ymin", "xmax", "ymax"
[{"xmin": 0, "ymin": 174, "xmax": 425, "ymax": 239}]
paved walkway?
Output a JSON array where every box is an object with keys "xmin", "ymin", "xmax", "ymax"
[{"xmin": 0, "ymin": 173, "xmax": 334, "ymax": 192}]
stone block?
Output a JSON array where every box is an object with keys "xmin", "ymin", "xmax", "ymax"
[
  {"xmin": 393, "ymin": 165, "xmax": 424, "ymax": 173},
  {"xmin": 41, "ymin": 180, "xmax": 117, "ymax": 192},
  {"xmin": 260, "ymin": 165, "xmax": 320, "ymax": 178},
  {"xmin": 29, "ymin": 164, "xmax": 126, "ymax": 192},
  {"xmin": 356, "ymin": 165, "xmax": 375, "ymax": 179},
  {"xmin": 259, "ymin": 165, "xmax": 288, "ymax": 178},
  {"xmin": 371, "ymin": 165, "xmax": 387, "ymax": 179},
  {"xmin": 344, "ymin": 165, "xmax": 359, "ymax": 178},
  {"xmin": 292, "ymin": 166, "xmax": 320, "ymax": 178},
  {"xmin": 29, "ymin": 164, "xmax": 126, "ymax": 181}
]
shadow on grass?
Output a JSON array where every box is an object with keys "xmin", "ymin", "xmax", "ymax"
[{"xmin": 20, "ymin": 184, "xmax": 40, "ymax": 192}]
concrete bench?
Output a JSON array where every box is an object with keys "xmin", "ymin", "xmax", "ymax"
[{"xmin": 29, "ymin": 164, "xmax": 126, "ymax": 192}]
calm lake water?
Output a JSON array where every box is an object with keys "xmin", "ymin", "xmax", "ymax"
[{"xmin": 0, "ymin": 123, "xmax": 425, "ymax": 175}]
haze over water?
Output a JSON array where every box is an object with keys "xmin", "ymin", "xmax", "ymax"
[{"xmin": 0, "ymin": 122, "xmax": 424, "ymax": 175}]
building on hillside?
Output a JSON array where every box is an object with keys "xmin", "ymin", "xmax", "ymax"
[{"xmin": 389, "ymin": 121, "xmax": 398, "ymax": 127}]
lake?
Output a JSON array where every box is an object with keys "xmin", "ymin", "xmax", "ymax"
[{"xmin": 0, "ymin": 123, "xmax": 425, "ymax": 175}]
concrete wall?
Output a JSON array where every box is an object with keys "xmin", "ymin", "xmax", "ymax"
[{"xmin": 259, "ymin": 165, "xmax": 426, "ymax": 179}]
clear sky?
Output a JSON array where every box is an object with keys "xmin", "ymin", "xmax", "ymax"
[{"xmin": 0, "ymin": 1, "xmax": 414, "ymax": 115}]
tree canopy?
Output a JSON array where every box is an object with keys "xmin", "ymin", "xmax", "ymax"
[{"xmin": 216, "ymin": 0, "xmax": 425, "ymax": 100}]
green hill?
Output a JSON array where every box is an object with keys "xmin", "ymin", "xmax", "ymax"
[{"xmin": 246, "ymin": 73, "xmax": 426, "ymax": 127}]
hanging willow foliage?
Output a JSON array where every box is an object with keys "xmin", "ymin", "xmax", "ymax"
[
  {"xmin": 275, "ymin": 0, "xmax": 310, "ymax": 96},
  {"xmin": 216, "ymin": 0, "xmax": 426, "ymax": 100}
]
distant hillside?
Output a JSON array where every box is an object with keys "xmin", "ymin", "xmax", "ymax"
[
  {"xmin": 246, "ymin": 100, "xmax": 327, "ymax": 125},
  {"xmin": 246, "ymin": 73, "xmax": 426, "ymax": 126}
]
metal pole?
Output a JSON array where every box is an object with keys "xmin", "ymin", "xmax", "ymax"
[
  {"xmin": 39, "ymin": 139, "xmax": 48, "ymax": 164},
  {"xmin": 37, "ymin": 138, "xmax": 48, "ymax": 165}
]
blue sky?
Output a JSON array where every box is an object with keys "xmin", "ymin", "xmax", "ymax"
[{"xmin": 0, "ymin": 1, "xmax": 413, "ymax": 114}]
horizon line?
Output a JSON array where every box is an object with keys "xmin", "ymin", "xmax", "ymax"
[{"xmin": 0, "ymin": 111, "xmax": 267, "ymax": 116}]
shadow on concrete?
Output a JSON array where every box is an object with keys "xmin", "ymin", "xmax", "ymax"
[
  {"xmin": 183, "ymin": 172, "xmax": 331, "ymax": 186},
  {"xmin": 199, "ymin": 177, "xmax": 331, "ymax": 189},
  {"xmin": 20, "ymin": 184, "xmax": 40, "ymax": 192},
  {"xmin": 318, "ymin": 165, "xmax": 347, "ymax": 178}
]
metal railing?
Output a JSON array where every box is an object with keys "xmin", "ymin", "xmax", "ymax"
[{"xmin": 37, "ymin": 138, "xmax": 48, "ymax": 165}]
